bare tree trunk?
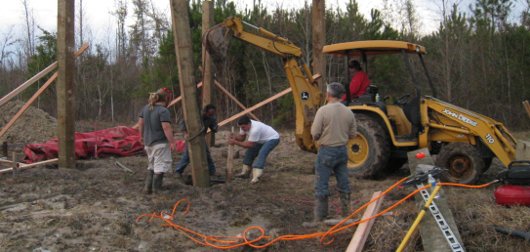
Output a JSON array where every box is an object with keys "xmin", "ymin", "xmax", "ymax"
[
  {"xmin": 110, "ymin": 65, "xmax": 115, "ymax": 122},
  {"xmin": 78, "ymin": 0, "xmax": 83, "ymax": 44},
  {"xmin": 261, "ymin": 52, "xmax": 273, "ymax": 121},
  {"xmin": 97, "ymin": 85, "xmax": 103, "ymax": 120},
  {"xmin": 312, "ymin": 0, "xmax": 326, "ymax": 93},
  {"xmin": 22, "ymin": 0, "xmax": 35, "ymax": 60},
  {"xmin": 441, "ymin": 0, "xmax": 451, "ymax": 101}
]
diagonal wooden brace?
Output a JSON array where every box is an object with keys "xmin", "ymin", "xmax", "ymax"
[
  {"xmin": 0, "ymin": 43, "xmax": 89, "ymax": 108},
  {"xmin": 218, "ymin": 87, "xmax": 292, "ymax": 127},
  {"xmin": 214, "ymin": 80, "xmax": 259, "ymax": 120}
]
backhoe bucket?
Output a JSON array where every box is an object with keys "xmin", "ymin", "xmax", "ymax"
[{"xmin": 203, "ymin": 23, "xmax": 231, "ymax": 65}]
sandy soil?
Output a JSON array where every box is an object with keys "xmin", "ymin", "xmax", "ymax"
[
  {"xmin": 0, "ymin": 101, "xmax": 57, "ymax": 144},
  {"xmin": 1, "ymin": 131, "xmax": 529, "ymax": 252}
]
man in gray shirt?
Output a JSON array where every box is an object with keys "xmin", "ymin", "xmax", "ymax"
[{"xmin": 310, "ymin": 82, "xmax": 356, "ymax": 222}]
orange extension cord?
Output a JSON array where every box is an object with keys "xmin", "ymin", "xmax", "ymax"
[{"xmin": 136, "ymin": 178, "xmax": 498, "ymax": 250}]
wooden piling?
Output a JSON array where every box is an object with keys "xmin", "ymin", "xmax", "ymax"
[
  {"xmin": 2, "ymin": 142, "xmax": 7, "ymax": 158},
  {"xmin": 170, "ymin": 0, "xmax": 210, "ymax": 187},
  {"xmin": 57, "ymin": 0, "xmax": 76, "ymax": 169},
  {"xmin": 407, "ymin": 148, "xmax": 464, "ymax": 251},
  {"xmin": 226, "ymin": 126, "xmax": 234, "ymax": 183},
  {"xmin": 202, "ymin": 0, "xmax": 216, "ymax": 147}
]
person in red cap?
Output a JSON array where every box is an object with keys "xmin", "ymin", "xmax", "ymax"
[
  {"xmin": 137, "ymin": 87, "xmax": 176, "ymax": 194},
  {"xmin": 343, "ymin": 60, "xmax": 371, "ymax": 101}
]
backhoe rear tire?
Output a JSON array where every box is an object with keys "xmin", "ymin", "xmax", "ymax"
[
  {"xmin": 435, "ymin": 143, "xmax": 485, "ymax": 184},
  {"xmin": 347, "ymin": 114, "xmax": 390, "ymax": 178}
]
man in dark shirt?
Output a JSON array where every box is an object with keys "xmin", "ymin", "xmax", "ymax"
[{"xmin": 175, "ymin": 104, "xmax": 218, "ymax": 176}]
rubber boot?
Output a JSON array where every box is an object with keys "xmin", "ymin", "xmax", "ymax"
[
  {"xmin": 340, "ymin": 193, "xmax": 351, "ymax": 217},
  {"xmin": 152, "ymin": 173, "xmax": 164, "ymax": 193},
  {"xmin": 144, "ymin": 170, "xmax": 154, "ymax": 194},
  {"xmin": 314, "ymin": 196, "xmax": 329, "ymax": 222},
  {"xmin": 235, "ymin": 164, "xmax": 251, "ymax": 178},
  {"xmin": 250, "ymin": 168, "xmax": 263, "ymax": 184}
]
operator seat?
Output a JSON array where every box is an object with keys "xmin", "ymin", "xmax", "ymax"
[
  {"xmin": 402, "ymin": 95, "xmax": 421, "ymax": 136},
  {"xmin": 350, "ymin": 85, "xmax": 387, "ymax": 114}
]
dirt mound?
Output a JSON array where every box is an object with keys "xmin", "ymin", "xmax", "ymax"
[{"xmin": 0, "ymin": 100, "xmax": 57, "ymax": 144}]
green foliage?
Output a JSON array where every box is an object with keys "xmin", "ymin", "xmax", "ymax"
[
  {"xmin": 24, "ymin": 29, "xmax": 57, "ymax": 112},
  {"xmin": 27, "ymin": 29, "xmax": 56, "ymax": 77}
]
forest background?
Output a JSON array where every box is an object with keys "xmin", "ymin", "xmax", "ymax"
[{"xmin": 1, "ymin": 0, "xmax": 529, "ymax": 130}]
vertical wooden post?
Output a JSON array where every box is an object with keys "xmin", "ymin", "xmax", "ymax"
[
  {"xmin": 407, "ymin": 148, "xmax": 463, "ymax": 251},
  {"xmin": 57, "ymin": 0, "xmax": 76, "ymax": 169},
  {"xmin": 202, "ymin": 0, "xmax": 216, "ymax": 147},
  {"xmin": 312, "ymin": 0, "xmax": 326, "ymax": 93},
  {"xmin": 226, "ymin": 126, "xmax": 234, "ymax": 183},
  {"xmin": 2, "ymin": 142, "xmax": 7, "ymax": 158},
  {"xmin": 170, "ymin": 0, "xmax": 210, "ymax": 187},
  {"xmin": 11, "ymin": 152, "xmax": 17, "ymax": 174}
]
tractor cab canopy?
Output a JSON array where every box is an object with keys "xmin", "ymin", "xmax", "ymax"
[
  {"xmin": 322, "ymin": 40, "xmax": 435, "ymax": 99},
  {"xmin": 322, "ymin": 40, "xmax": 426, "ymax": 56}
]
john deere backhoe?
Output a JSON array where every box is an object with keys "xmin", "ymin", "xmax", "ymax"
[{"xmin": 207, "ymin": 17, "xmax": 529, "ymax": 184}]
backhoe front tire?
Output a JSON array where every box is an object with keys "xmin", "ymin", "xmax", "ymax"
[
  {"xmin": 435, "ymin": 143, "xmax": 485, "ymax": 184},
  {"xmin": 347, "ymin": 114, "xmax": 390, "ymax": 178}
]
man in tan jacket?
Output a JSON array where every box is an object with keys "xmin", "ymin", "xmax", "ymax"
[{"xmin": 310, "ymin": 82, "xmax": 357, "ymax": 222}]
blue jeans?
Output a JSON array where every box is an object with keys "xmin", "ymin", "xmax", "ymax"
[
  {"xmin": 175, "ymin": 143, "xmax": 215, "ymax": 175},
  {"xmin": 243, "ymin": 139, "xmax": 280, "ymax": 169},
  {"xmin": 314, "ymin": 145, "xmax": 350, "ymax": 198}
]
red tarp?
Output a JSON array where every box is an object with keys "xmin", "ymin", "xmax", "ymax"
[{"xmin": 23, "ymin": 126, "xmax": 185, "ymax": 163}]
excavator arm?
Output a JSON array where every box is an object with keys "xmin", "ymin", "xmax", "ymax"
[{"xmin": 220, "ymin": 17, "xmax": 323, "ymax": 152}]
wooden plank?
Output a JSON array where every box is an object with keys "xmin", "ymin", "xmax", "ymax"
[
  {"xmin": 0, "ymin": 159, "xmax": 14, "ymax": 164},
  {"xmin": 167, "ymin": 82, "xmax": 203, "ymax": 108},
  {"xmin": 523, "ymin": 100, "xmax": 530, "ymax": 119},
  {"xmin": 226, "ymin": 126, "xmax": 234, "ymax": 183},
  {"xmin": 18, "ymin": 158, "xmax": 59, "ymax": 168},
  {"xmin": 0, "ymin": 43, "xmax": 88, "ymax": 108},
  {"xmin": 407, "ymin": 148, "xmax": 463, "ymax": 252},
  {"xmin": 214, "ymin": 80, "xmax": 259, "ymax": 120},
  {"xmin": 0, "ymin": 73, "xmax": 58, "ymax": 139},
  {"xmin": 1, "ymin": 158, "xmax": 59, "ymax": 174},
  {"xmin": 170, "ymin": 0, "xmax": 210, "ymax": 187},
  {"xmin": 114, "ymin": 160, "xmax": 135, "ymax": 173},
  {"xmin": 346, "ymin": 191, "xmax": 384, "ymax": 252},
  {"xmin": 218, "ymin": 87, "xmax": 292, "ymax": 127}
]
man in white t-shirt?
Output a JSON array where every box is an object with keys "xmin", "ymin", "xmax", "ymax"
[{"xmin": 228, "ymin": 115, "xmax": 280, "ymax": 183}]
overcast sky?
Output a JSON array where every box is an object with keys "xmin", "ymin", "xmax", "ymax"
[{"xmin": 0, "ymin": 0, "xmax": 527, "ymax": 47}]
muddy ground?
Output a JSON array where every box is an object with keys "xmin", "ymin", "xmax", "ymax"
[{"xmin": 1, "ymin": 131, "xmax": 530, "ymax": 252}]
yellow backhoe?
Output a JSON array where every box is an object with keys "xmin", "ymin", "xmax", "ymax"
[{"xmin": 207, "ymin": 17, "xmax": 530, "ymax": 184}]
